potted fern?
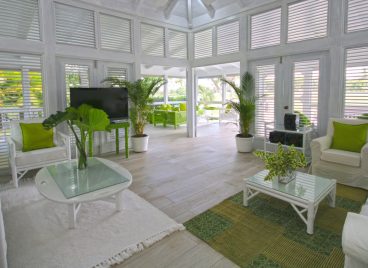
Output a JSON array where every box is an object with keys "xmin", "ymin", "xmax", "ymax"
[
  {"xmin": 103, "ymin": 77, "xmax": 166, "ymax": 152},
  {"xmin": 221, "ymin": 72, "xmax": 256, "ymax": 153}
]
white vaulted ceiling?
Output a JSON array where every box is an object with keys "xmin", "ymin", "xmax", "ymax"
[{"xmin": 81, "ymin": 0, "xmax": 277, "ymax": 28}]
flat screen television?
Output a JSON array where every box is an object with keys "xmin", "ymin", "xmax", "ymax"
[{"xmin": 70, "ymin": 87, "xmax": 129, "ymax": 120}]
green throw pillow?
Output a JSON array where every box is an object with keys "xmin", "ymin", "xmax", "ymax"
[
  {"xmin": 20, "ymin": 123, "xmax": 55, "ymax": 152},
  {"xmin": 331, "ymin": 121, "xmax": 368, "ymax": 153}
]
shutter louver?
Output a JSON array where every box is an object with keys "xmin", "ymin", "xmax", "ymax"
[
  {"xmin": 347, "ymin": 0, "xmax": 368, "ymax": 33},
  {"xmin": 100, "ymin": 14, "xmax": 132, "ymax": 52},
  {"xmin": 64, "ymin": 64, "xmax": 90, "ymax": 107},
  {"xmin": 55, "ymin": 3, "xmax": 95, "ymax": 48},
  {"xmin": 141, "ymin": 23, "xmax": 165, "ymax": 57},
  {"xmin": 344, "ymin": 46, "xmax": 368, "ymax": 117},
  {"xmin": 293, "ymin": 60, "xmax": 320, "ymax": 127},
  {"xmin": 250, "ymin": 8, "xmax": 281, "ymax": 49},
  {"xmin": 287, "ymin": 0, "xmax": 328, "ymax": 43},
  {"xmin": 0, "ymin": 53, "xmax": 43, "ymax": 169},
  {"xmin": 107, "ymin": 67, "xmax": 128, "ymax": 81},
  {"xmin": 255, "ymin": 65, "xmax": 275, "ymax": 136},
  {"xmin": 0, "ymin": 0, "xmax": 40, "ymax": 41},
  {"xmin": 217, "ymin": 21, "xmax": 239, "ymax": 55},
  {"xmin": 194, "ymin": 29, "xmax": 213, "ymax": 59},
  {"xmin": 168, "ymin": 30, "xmax": 187, "ymax": 59}
]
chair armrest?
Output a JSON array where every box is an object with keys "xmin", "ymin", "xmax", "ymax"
[
  {"xmin": 310, "ymin": 136, "xmax": 332, "ymax": 165},
  {"xmin": 6, "ymin": 137, "xmax": 16, "ymax": 159},
  {"xmin": 55, "ymin": 132, "xmax": 71, "ymax": 160},
  {"xmin": 361, "ymin": 143, "xmax": 368, "ymax": 171},
  {"xmin": 342, "ymin": 212, "xmax": 368, "ymax": 264}
]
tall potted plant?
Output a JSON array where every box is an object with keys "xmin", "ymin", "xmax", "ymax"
[
  {"xmin": 221, "ymin": 72, "xmax": 256, "ymax": 153},
  {"xmin": 103, "ymin": 77, "xmax": 166, "ymax": 152}
]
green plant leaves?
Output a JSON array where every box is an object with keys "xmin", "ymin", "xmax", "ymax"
[{"xmin": 254, "ymin": 144, "xmax": 307, "ymax": 181}]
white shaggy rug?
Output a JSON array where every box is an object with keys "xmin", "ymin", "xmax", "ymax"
[{"xmin": 1, "ymin": 181, "xmax": 184, "ymax": 268}]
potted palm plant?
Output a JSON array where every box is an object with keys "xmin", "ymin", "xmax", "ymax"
[
  {"xmin": 103, "ymin": 77, "xmax": 166, "ymax": 152},
  {"xmin": 221, "ymin": 72, "xmax": 256, "ymax": 153}
]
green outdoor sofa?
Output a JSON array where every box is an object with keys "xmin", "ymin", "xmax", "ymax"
[{"xmin": 151, "ymin": 103, "xmax": 187, "ymax": 129}]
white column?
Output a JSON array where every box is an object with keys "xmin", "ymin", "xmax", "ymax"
[
  {"xmin": 40, "ymin": 0, "xmax": 58, "ymax": 115},
  {"xmin": 186, "ymin": 68, "xmax": 196, "ymax": 138},
  {"xmin": 164, "ymin": 74, "xmax": 169, "ymax": 104}
]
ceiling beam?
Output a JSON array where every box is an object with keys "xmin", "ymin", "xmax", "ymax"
[
  {"xmin": 198, "ymin": 0, "xmax": 215, "ymax": 19},
  {"xmin": 164, "ymin": 0, "xmax": 180, "ymax": 19},
  {"xmin": 134, "ymin": 0, "xmax": 143, "ymax": 11},
  {"xmin": 187, "ymin": 0, "xmax": 193, "ymax": 29}
]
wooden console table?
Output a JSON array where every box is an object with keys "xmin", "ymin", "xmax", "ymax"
[
  {"xmin": 106, "ymin": 121, "xmax": 130, "ymax": 159},
  {"xmin": 87, "ymin": 121, "xmax": 130, "ymax": 158}
]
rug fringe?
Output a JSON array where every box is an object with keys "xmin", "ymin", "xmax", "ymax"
[{"xmin": 93, "ymin": 223, "xmax": 185, "ymax": 267}]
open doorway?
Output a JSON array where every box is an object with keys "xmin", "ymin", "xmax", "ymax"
[
  {"xmin": 141, "ymin": 64, "xmax": 187, "ymax": 139},
  {"xmin": 195, "ymin": 62, "xmax": 240, "ymax": 138}
]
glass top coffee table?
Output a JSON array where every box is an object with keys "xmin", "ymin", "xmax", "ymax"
[
  {"xmin": 35, "ymin": 157, "xmax": 132, "ymax": 229},
  {"xmin": 244, "ymin": 170, "xmax": 336, "ymax": 234}
]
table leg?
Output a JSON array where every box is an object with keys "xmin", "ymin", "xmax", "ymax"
[
  {"xmin": 243, "ymin": 183, "xmax": 249, "ymax": 207},
  {"xmin": 115, "ymin": 128, "xmax": 119, "ymax": 155},
  {"xmin": 328, "ymin": 184, "xmax": 336, "ymax": 208},
  {"xmin": 125, "ymin": 126, "xmax": 129, "ymax": 159},
  {"xmin": 307, "ymin": 203, "xmax": 315, "ymax": 235},
  {"xmin": 68, "ymin": 203, "xmax": 77, "ymax": 229},
  {"xmin": 116, "ymin": 191, "xmax": 124, "ymax": 212}
]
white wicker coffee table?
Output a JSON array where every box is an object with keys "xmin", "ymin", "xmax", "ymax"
[
  {"xmin": 243, "ymin": 170, "xmax": 336, "ymax": 234},
  {"xmin": 35, "ymin": 157, "xmax": 132, "ymax": 229}
]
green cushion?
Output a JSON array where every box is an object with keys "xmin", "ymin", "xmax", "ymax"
[
  {"xmin": 20, "ymin": 123, "xmax": 55, "ymax": 152},
  {"xmin": 331, "ymin": 121, "xmax": 368, "ymax": 153},
  {"xmin": 179, "ymin": 103, "xmax": 186, "ymax": 111}
]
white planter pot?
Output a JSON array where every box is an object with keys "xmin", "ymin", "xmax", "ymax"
[
  {"xmin": 132, "ymin": 135, "xmax": 149, "ymax": 153},
  {"xmin": 235, "ymin": 135, "xmax": 253, "ymax": 153}
]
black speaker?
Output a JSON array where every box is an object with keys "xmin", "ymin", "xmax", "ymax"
[
  {"xmin": 284, "ymin": 113, "xmax": 299, "ymax": 131},
  {"xmin": 285, "ymin": 133, "xmax": 303, "ymax": 147},
  {"xmin": 269, "ymin": 131, "xmax": 285, "ymax": 144}
]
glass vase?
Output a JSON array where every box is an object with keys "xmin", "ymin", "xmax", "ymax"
[{"xmin": 278, "ymin": 170, "xmax": 296, "ymax": 184}]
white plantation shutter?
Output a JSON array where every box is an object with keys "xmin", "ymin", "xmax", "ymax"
[
  {"xmin": 194, "ymin": 28, "xmax": 213, "ymax": 59},
  {"xmin": 100, "ymin": 14, "xmax": 132, "ymax": 52},
  {"xmin": 255, "ymin": 65, "xmax": 276, "ymax": 136},
  {"xmin": 250, "ymin": 8, "xmax": 281, "ymax": 49},
  {"xmin": 0, "ymin": 53, "xmax": 44, "ymax": 168},
  {"xmin": 141, "ymin": 23, "xmax": 165, "ymax": 57},
  {"xmin": 344, "ymin": 47, "xmax": 368, "ymax": 117},
  {"xmin": 107, "ymin": 67, "xmax": 128, "ymax": 81},
  {"xmin": 287, "ymin": 0, "xmax": 328, "ymax": 43},
  {"xmin": 168, "ymin": 30, "xmax": 187, "ymax": 59},
  {"xmin": 0, "ymin": 0, "xmax": 40, "ymax": 41},
  {"xmin": 55, "ymin": 3, "xmax": 96, "ymax": 48},
  {"xmin": 217, "ymin": 21, "xmax": 239, "ymax": 55},
  {"xmin": 292, "ymin": 60, "xmax": 320, "ymax": 127},
  {"xmin": 64, "ymin": 64, "xmax": 90, "ymax": 107},
  {"xmin": 347, "ymin": 0, "xmax": 368, "ymax": 33}
]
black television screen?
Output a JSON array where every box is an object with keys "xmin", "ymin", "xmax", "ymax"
[{"xmin": 70, "ymin": 88, "xmax": 128, "ymax": 120}]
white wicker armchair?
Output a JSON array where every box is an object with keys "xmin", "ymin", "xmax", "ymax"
[
  {"xmin": 311, "ymin": 118, "xmax": 368, "ymax": 190},
  {"xmin": 7, "ymin": 118, "xmax": 71, "ymax": 188}
]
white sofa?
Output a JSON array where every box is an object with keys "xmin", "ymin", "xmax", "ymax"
[
  {"xmin": 0, "ymin": 200, "xmax": 7, "ymax": 268},
  {"xmin": 311, "ymin": 118, "xmax": 368, "ymax": 190},
  {"xmin": 342, "ymin": 199, "xmax": 368, "ymax": 268},
  {"xmin": 7, "ymin": 118, "xmax": 71, "ymax": 188}
]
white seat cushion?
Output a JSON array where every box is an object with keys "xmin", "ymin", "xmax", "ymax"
[
  {"xmin": 321, "ymin": 149, "xmax": 361, "ymax": 167},
  {"xmin": 15, "ymin": 146, "xmax": 67, "ymax": 167}
]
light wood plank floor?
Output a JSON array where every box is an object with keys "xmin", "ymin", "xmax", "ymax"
[
  {"xmin": 107, "ymin": 124, "xmax": 265, "ymax": 268},
  {"xmin": 0, "ymin": 123, "xmax": 265, "ymax": 268}
]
